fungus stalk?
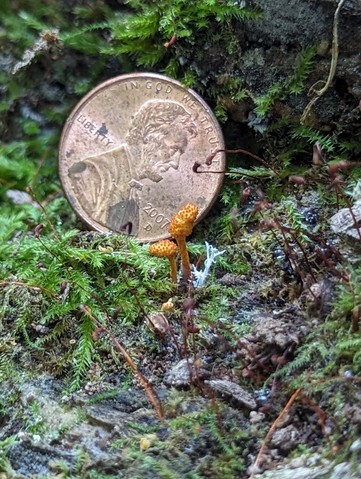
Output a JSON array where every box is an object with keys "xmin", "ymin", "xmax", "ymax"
[
  {"xmin": 169, "ymin": 256, "xmax": 178, "ymax": 283},
  {"xmin": 168, "ymin": 203, "xmax": 199, "ymax": 281},
  {"xmin": 176, "ymin": 236, "xmax": 191, "ymax": 280}
]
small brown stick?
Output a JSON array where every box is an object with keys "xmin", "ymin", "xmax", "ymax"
[
  {"xmin": 249, "ymin": 388, "xmax": 303, "ymax": 479},
  {"xmin": 204, "ymin": 148, "xmax": 279, "ymax": 176},
  {"xmin": 80, "ymin": 304, "xmax": 164, "ymax": 421},
  {"xmin": 0, "ymin": 281, "xmax": 59, "ymax": 301},
  {"xmin": 238, "ymin": 340, "xmax": 271, "ymax": 372},
  {"xmin": 164, "ymin": 33, "xmax": 177, "ymax": 48},
  {"xmin": 110, "ymin": 335, "xmax": 164, "ymax": 420}
]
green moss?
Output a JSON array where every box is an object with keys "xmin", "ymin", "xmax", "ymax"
[
  {"xmin": 254, "ymin": 45, "xmax": 317, "ymax": 117},
  {"xmin": 291, "ymin": 124, "xmax": 336, "ymax": 153},
  {"xmin": 111, "ymin": 396, "xmax": 249, "ymax": 478},
  {"xmin": 274, "ymin": 263, "xmax": 361, "ymax": 393},
  {"xmin": 0, "ymin": 436, "xmax": 19, "ymax": 476},
  {"xmin": 102, "ymin": 0, "xmax": 261, "ymax": 71},
  {"xmin": 0, "ymin": 227, "xmax": 174, "ymax": 389}
]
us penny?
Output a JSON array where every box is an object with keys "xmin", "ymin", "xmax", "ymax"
[{"xmin": 59, "ymin": 73, "xmax": 225, "ymax": 242}]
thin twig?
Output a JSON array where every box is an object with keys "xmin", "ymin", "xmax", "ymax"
[
  {"xmin": 204, "ymin": 148, "xmax": 279, "ymax": 176},
  {"xmin": 250, "ymin": 388, "xmax": 302, "ymax": 479},
  {"xmin": 80, "ymin": 305, "xmax": 164, "ymax": 421},
  {"xmin": 111, "ymin": 335, "xmax": 164, "ymax": 420},
  {"xmin": 0, "ymin": 281, "xmax": 59, "ymax": 300}
]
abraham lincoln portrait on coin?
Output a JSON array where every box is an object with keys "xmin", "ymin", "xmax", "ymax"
[{"xmin": 68, "ymin": 100, "xmax": 198, "ymax": 234}]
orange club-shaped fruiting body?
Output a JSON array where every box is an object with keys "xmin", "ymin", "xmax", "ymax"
[
  {"xmin": 149, "ymin": 239, "xmax": 178, "ymax": 283},
  {"xmin": 168, "ymin": 203, "xmax": 199, "ymax": 281}
]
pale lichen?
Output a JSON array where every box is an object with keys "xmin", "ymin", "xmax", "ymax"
[{"xmin": 192, "ymin": 242, "xmax": 225, "ymax": 288}]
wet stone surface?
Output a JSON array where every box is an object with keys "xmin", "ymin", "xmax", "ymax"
[
  {"xmin": 163, "ymin": 358, "xmax": 211, "ymax": 387},
  {"xmin": 205, "ymin": 379, "xmax": 257, "ymax": 410},
  {"xmin": 9, "ymin": 442, "xmax": 76, "ymax": 477}
]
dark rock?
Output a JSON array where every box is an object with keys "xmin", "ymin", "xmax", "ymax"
[
  {"xmin": 219, "ymin": 272, "xmax": 245, "ymax": 286},
  {"xmin": 330, "ymin": 201, "xmax": 361, "ymax": 240},
  {"xmin": 164, "ymin": 358, "xmax": 210, "ymax": 387},
  {"xmin": 85, "ymin": 404, "xmax": 157, "ymax": 432},
  {"xmin": 85, "ymin": 404, "xmax": 132, "ymax": 429},
  {"xmin": 270, "ymin": 424, "xmax": 301, "ymax": 452},
  {"xmin": 9, "ymin": 442, "xmax": 75, "ymax": 477},
  {"xmin": 242, "ymin": 313, "xmax": 307, "ymax": 350},
  {"xmin": 205, "ymin": 379, "xmax": 257, "ymax": 409}
]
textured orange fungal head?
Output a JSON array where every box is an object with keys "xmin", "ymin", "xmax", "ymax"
[
  {"xmin": 178, "ymin": 203, "xmax": 199, "ymax": 223},
  {"xmin": 149, "ymin": 239, "xmax": 178, "ymax": 258},
  {"xmin": 168, "ymin": 203, "xmax": 199, "ymax": 238}
]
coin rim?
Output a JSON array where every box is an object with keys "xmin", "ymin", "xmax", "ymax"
[{"xmin": 59, "ymin": 72, "xmax": 225, "ymax": 241}]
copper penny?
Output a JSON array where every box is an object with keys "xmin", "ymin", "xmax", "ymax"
[{"xmin": 59, "ymin": 73, "xmax": 225, "ymax": 242}]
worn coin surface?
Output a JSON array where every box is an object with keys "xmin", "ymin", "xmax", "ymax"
[{"xmin": 59, "ymin": 73, "xmax": 225, "ymax": 242}]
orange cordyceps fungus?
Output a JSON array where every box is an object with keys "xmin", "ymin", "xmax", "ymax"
[
  {"xmin": 168, "ymin": 203, "xmax": 199, "ymax": 281},
  {"xmin": 149, "ymin": 239, "xmax": 178, "ymax": 283}
]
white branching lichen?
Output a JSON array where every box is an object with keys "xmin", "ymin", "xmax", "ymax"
[
  {"xmin": 192, "ymin": 242, "xmax": 225, "ymax": 288},
  {"xmin": 348, "ymin": 179, "xmax": 361, "ymax": 203}
]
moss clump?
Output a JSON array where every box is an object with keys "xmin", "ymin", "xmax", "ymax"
[{"xmin": 0, "ymin": 224, "xmax": 174, "ymax": 390}]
